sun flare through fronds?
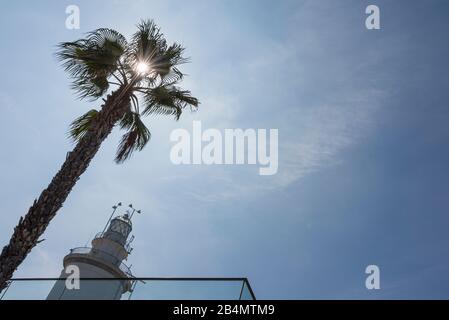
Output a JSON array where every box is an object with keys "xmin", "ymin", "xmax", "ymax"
[
  {"xmin": 136, "ymin": 61, "xmax": 150, "ymax": 75},
  {"xmin": 56, "ymin": 19, "xmax": 199, "ymax": 163}
]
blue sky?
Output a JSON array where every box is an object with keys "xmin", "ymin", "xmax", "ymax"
[{"xmin": 1, "ymin": 0, "xmax": 449, "ymax": 299}]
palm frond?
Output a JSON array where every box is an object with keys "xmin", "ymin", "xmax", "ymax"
[
  {"xmin": 56, "ymin": 28, "xmax": 127, "ymax": 99},
  {"xmin": 68, "ymin": 109, "xmax": 99, "ymax": 142},
  {"xmin": 130, "ymin": 93, "xmax": 140, "ymax": 113},
  {"xmin": 126, "ymin": 20, "xmax": 166, "ymax": 76},
  {"xmin": 142, "ymin": 85, "xmax": 199, "ymax": 120},
  {"xmin": 115, "ymin": 111, "xmax": 151, "ymax": 163},
  {"xmin": 152, "ymin": 43, "xmax": 188, "ymax": 77},
  {"xmin": 125, "ymin": 19, "xmax": 188, "ymax": 82},
  {"xmin": 160, "ymin": 67, "xmax": 184, "ymax": 86}
]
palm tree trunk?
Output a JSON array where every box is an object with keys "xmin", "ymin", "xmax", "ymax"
[{"xmin": 0, "ymin": 88, "xmax": 131, "ymax": 293}]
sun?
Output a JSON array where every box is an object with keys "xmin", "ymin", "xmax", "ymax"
[{"xmin": 136, "ymin": 61, "xmax": 150, "ymax": 75}]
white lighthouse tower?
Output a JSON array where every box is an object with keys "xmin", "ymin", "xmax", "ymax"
[{"xmin": 47, "ymin": 203, "xmax": 140, "ymax": 300}]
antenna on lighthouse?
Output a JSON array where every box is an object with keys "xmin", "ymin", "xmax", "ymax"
[
  {"xmin": 128, "ymin": 205, "xmax": 142, "ymax": 221},
  {"xmin": 101, "ymin": 202, "xmax": 122, "ymax": 234}
]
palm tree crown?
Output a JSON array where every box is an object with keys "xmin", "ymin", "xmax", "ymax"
[{"xmin": 57, "ymin": 19, "xmax": 199, "ymax": 163}]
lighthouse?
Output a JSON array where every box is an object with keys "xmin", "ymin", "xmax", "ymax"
[{"xmin": 47, "ymin": 203, "xmax": 139, "ymax": 300}]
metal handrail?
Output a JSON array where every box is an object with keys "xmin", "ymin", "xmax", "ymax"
[
  {"xmin": 92, "ymin": 231, "xmax": 133, "ymax": 253},
  {"xmin": 1, "ymin": 277, "xmax": 256, "ymax": 300}
]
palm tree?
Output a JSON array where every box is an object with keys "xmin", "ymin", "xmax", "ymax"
[{"xmin": 0, "ymin": 19, "xmax": 198, "ymax": 292}]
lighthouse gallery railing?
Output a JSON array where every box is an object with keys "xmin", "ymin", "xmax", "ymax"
[{"xmin": 68, "ymin": 247, "xmax": 133, "ymax": 277}]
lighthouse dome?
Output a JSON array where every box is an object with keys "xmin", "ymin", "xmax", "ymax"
[{"xmin": 104, "ymin": 213, "xmax": 132, "ymax": 245}]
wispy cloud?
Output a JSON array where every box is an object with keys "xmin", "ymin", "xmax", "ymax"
[{"xmin": 185, "ymin": 99, "xmax": 382, "ymax": 203}]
